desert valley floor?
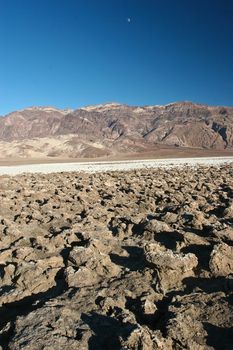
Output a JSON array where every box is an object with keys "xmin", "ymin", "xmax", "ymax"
[
  {"xmin": 0, "ymin": 156, "xmax": 233, "ymax": 176},
  {"xmin": 0, "ymin": 161, "xmax": 233, "ymax": 349}
]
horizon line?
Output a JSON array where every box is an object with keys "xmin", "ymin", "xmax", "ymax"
[{"xmin": 1, "ymin": 100, "xmax": 233, "ymax": 116}]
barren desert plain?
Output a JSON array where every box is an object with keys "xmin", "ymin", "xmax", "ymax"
[{"xmin": 0, "ymin": 157, "xmax": 232, "ymax": 349}]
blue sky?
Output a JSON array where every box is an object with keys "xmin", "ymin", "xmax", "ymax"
[{"xmin": 0, "ymin": 0, "xmax": 233, "ymax": 115}]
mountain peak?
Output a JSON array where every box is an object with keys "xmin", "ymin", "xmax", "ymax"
[
  {"xmin": 21, "ymin": 106, "xmax": 73, "ymax": 114},
  {"xmin": 0, "ymin": 102, "xmax": 233, "ymax": 159},
  {"xmin": 80, "ymin": 102, "xmax": 122, "ymax": 112}
]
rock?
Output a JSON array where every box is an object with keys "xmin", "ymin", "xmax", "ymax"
[
  {"xmin": 120, "ymin": 326, "xmax": 174, "ymax": 350},
  {"xmin": 98, "ymin": 296, "xmax": 126, "ymax": 313},
  {"xmin": 2, "ymin": 263, "xmax": 16, "ymax": 285},
  {"xmin": 152, "ymin": 331, "xmax": 173, "ymax": 350},
  {"xmin": 190, "ymin": 211, "xmax": 208, "ymax": 230},
  {"xmin": 143, "ymin": 218, "xmax": 172, "ymax": 233},
  {"xmin": 223, "ymin": 202, "xmax": 233, "ymax": 218},
  {"xmin": 213, "ymin": 227, "xmax": 233, "ymax": 242},
  {"xmin": 119, "ymin": 326, "xmax": 155, "ymax": 350},
  {"xmin": 144, "ymin": 243, "xmax": 198, "ymax": 292},
  {"xmin": 68, "ymin": 246, "xmax": 93, "ymax": 266},
  {"xmin": 165, "ymin": 292, "xmax": 233, "ymax": 349},
  {"xmin": 65, "ymin": 241, "xmax": 121, "ymax": 288},
  {"xmin": 0, "ymin": 255, "xmax": 64, "ymax": 305},
  {"xmin": 209, "ymin": 243, "xmax": 233, "ymax": 276},
  {"xmin": 65, "ymin": 265, "xmax": 98, "ymax": 288},
  {"xmin": 161, "ymin": 212, "xmax": 178, "ymax": 224},
  {"xmin": 140, "ymin": 295, "xmax": 157, "ymax": 316},
  {"xmin": 167, "ymin": 313, "xmax": 209, "ymax": 349}
]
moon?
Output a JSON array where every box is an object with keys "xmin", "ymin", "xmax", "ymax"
[{"xmin": 127, "ymin": 18, "xmax": 131, "ymax": 23}]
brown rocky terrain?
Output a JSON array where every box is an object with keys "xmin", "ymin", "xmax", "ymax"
[
  {"xmin": 0, "ymin": 164, "xmax": 233, "ymax": 349},
  {"xmin": 0, "ymin": 102, "xmax": 233, "ymax": 160}
]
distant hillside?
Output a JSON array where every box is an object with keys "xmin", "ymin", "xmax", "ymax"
[{"xmin": 0, "ymin": 102, "xmax": 233, "ymax": 159}]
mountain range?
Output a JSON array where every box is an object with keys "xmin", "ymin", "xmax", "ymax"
[{"xmin": 0, "ymin": 102, "xmax": 233, "ymax": 159}]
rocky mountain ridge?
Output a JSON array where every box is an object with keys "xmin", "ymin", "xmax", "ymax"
[{"xmin": 0, "ymin": 102, "xmax": 233, "ymax": 158}]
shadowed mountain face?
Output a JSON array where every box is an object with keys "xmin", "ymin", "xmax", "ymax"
[{"xmin": 0, "ymin": 102, "xmax": 233, "ymax": 158}]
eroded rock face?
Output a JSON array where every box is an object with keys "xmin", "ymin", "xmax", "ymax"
[{"xmin": 0, "ymin": 164, "xmax": 233, "ymax": 349}]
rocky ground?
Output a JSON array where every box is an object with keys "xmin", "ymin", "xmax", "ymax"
[{"xmin": 0, "ymin": 165, "xmax": 233, "ymax": 349}]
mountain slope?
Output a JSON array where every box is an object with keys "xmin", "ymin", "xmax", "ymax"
[{"xmin": 0, "ymin": 102, "xmax": 233, "ymax": 159}]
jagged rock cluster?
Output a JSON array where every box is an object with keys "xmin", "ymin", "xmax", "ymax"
[{"xmin": 0, "ymin": 165, "xmax": 233, "ymax": 349}]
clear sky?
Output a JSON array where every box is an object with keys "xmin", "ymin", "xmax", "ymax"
[{"xmin": 0, "ymin": 0, "xmax": 233, "ymax": 115}]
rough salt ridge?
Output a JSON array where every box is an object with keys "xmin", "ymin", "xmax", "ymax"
[{"xmin": 0, "ymin": 164, "xmax": 232, "ymax": 348}]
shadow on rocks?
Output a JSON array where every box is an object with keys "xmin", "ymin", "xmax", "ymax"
[
  {"xmin": 183, "ymin": 225, "xmax": 214, "ymax": 238},
  {"xmin": 203, "ymin": 322, "xmax": 233, "ymax": 350},
  {"xmin": 183, "ymin": 276, "xmax": 233, "ymax": 294},
  {"xmin": 207, "ymin": 205, "xmax": 226, "ymax": 218},
  {"xmin": 0, "ymin": 268, "xmax": 68, "ymax": 349},
  {"xmin": 0, "ymin": 285, "xmax": 15, "ymax": 297},
  {"xmin": 81, "ymin": 312, "xmax": 136, "ymax": 350},
  {"xmin": 181, "ymin": 244, "xmax": 213, "ymax": 271},
  {"xmin": 226, "ymin": 293, "xmax": 233, "ymax": 306},
  {"xmin": 154, "ymin": 231, "xmax": 184, "ymax": 250},
  {"xmin": 109, "ymin": 246, "xmax": 147, "ymax": 271}
]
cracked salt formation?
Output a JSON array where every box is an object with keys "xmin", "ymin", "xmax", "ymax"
[{"xmin": 0, "ymin": 164, "xmax": 232, "ymax": 349}]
